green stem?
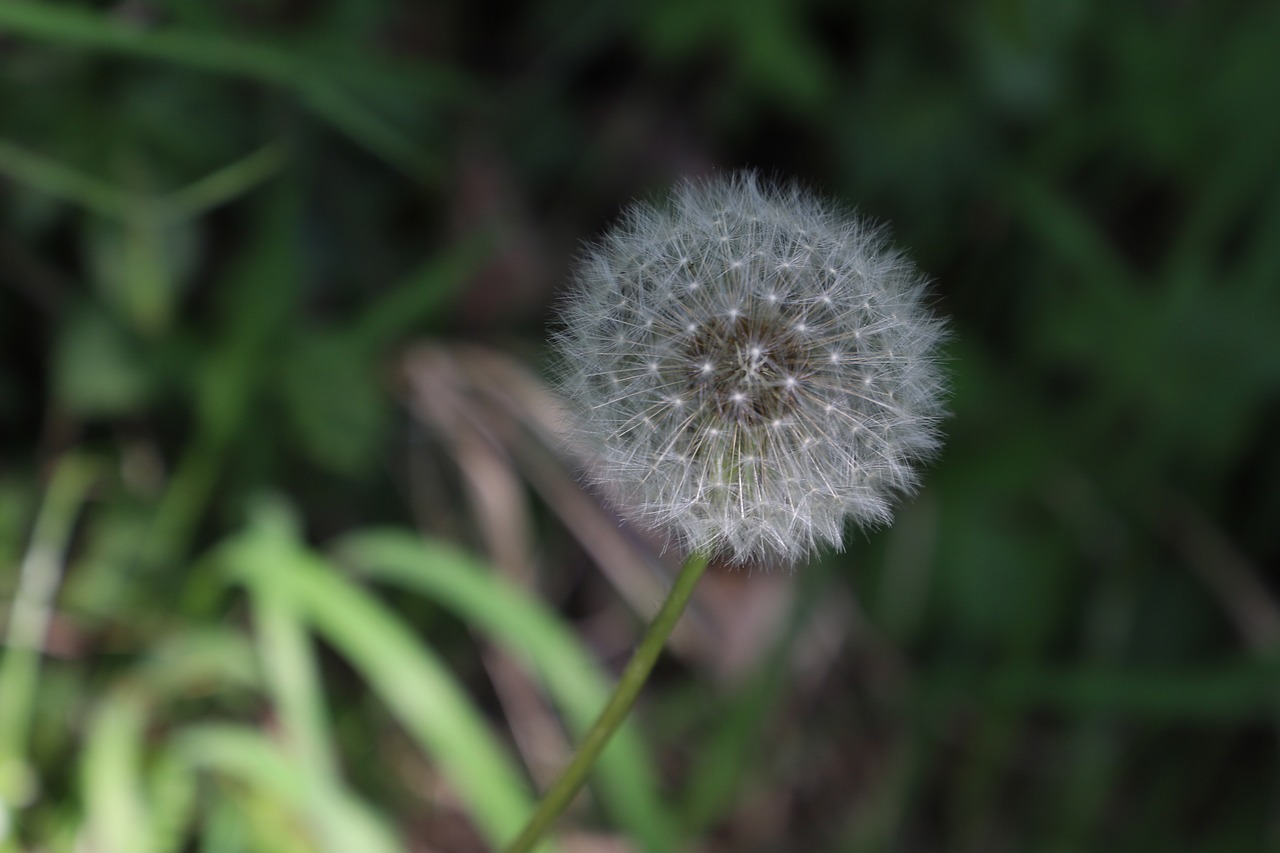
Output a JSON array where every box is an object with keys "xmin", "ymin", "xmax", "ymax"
[{"xmin": 505, "ymin": 550, "xmax": 710, "ymax": 853}]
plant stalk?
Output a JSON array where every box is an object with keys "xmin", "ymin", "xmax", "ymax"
[{"xmin": 505, "ymin": 551, "xmax": 710, "ymax": 853}]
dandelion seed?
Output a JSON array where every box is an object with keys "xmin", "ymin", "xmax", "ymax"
[{"xmin": 553, "ymin": 171, "xmax": 948, "ymax": 564}]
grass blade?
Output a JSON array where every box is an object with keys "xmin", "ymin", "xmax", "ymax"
[
  {"xmin": 0, "ymin": 2, "xmax": 447, "ymax": 183},
  {"xmin": 219, "ymin": 525, "xmax": 549, "ymax": 851},
  {"xmin": 80, "ymin": 690, "xmax": 154, "ymax": 853},
  {"xmin": 175, "ymin": 725, "xmax": 402, "ymax": 853},
  {"xmin": 335, "ymin": 530, "xmax": 678, "ymax": 851},
  {"xmin": 0, "ymin": 454, "xmax": 99, "ymax": 834}
]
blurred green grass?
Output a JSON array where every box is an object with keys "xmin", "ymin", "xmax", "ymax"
[{"xmin": 2, "ymin": 1, "xmax": 1279, "ymax": 851}]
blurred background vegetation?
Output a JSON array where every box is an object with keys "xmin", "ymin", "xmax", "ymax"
[{"xmin": 2, "ymin": 1, "xmax": 1279, "ymax": 851}]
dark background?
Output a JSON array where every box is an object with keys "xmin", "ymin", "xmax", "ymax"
[{"xmin": 2, "ymin": 1, "xmax": 1279, "ymax": 851}]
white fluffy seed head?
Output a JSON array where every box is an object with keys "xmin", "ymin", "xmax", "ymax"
[{"xmin": 553, "ymin": 172, "xmax": 948, "ymax": 566}]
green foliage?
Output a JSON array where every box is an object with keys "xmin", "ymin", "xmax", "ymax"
[{"xmin": 2, "ymin": 0, "xmax": 1279, "ymax": 850}]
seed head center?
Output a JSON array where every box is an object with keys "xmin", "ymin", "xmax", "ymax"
[{"xmin": 681, "ymin": 314, "xmax": 811, "ymax": 425}]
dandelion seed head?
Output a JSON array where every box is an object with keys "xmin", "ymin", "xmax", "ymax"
[{"xmin": 553, "ymin": 171, "xmax": 948, "ymax": 565}]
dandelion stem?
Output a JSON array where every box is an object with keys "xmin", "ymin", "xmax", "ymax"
[{"xmin": 505, "ymin": 551, "xmax": 710, "ymax": 853}]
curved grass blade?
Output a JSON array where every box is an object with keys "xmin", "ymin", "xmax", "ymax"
[
  {"xmin": 174, "ymin": 725, "xmax": 401, "ymax": 853},
  {"xmin": 243, "ymin": 531, "xmax": 341, "ymax": 783},
  {"xmin": 72, "ymin": 629, "xmax": 261, "ymax": 853},
  {"xmin": 219, "ymin": 527, "xmax": 551, "ymax": 852},
  {"xmin": 334, "ymin": 530, "xmax": 678, "ymax": 852}
]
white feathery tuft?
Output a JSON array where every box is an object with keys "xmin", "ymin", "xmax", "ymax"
[{"xmin": 553, "ymin": 171, "xmax": 948, "ymax": 566}]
